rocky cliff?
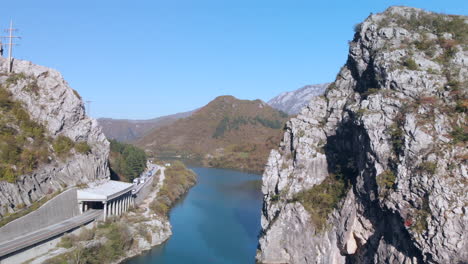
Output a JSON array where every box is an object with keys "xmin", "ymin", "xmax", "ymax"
[
  {"xmin": 268, "ymin": 83, "xmax": 329, "ymax": 115},
  {"xmin": 0, "ymin": 57, "xmax": 110, "ymax": 218},
  {"xmin": 257, "ymin": 7, "xmax": 467, "ymax": 264}
]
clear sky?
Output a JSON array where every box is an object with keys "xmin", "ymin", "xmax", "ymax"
[{"xmin": 1, "ymin": 1, "xmax": 466, "ymax": 119}]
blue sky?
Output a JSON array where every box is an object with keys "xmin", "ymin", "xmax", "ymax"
[{"xmin": 1, "ymin": 1, "xmax": 466, "ymax": 119}]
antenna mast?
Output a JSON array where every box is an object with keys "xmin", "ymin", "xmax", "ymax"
[
  {"xmin": 86, "ymin": 100, "xmax": 93, "ymax": 117},
  {"xmin": 1, "ymin": 20, "xmax": 21, "ymax": 72}
]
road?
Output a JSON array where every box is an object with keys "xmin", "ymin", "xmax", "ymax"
[
  {"xmin": 133, "ymin": 164, "xmax": 159, "ymax": 195},
  {"xmin": 0, "ymin": 209, "xmax": 101, "ymax": 258}
]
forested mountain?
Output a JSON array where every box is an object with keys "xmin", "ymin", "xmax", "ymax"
[
  {"xmin": 109, "ymin": 139, "xmax": 147, "ymax": 182},
  {"xmin": 136, "ymin": 95, "xmax": 290, "ymax": 173}
]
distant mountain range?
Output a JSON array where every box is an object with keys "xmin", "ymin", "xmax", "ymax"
[
  {"xmin": 267, "ymin": 83, "xmax": 329, "ymax": 114},
  {"xmin": 135, "ymin": 95, "xmax": 289, "ymax": 173},
  {"xmin": 98, "ymin": 83, "xmax": 328, "ymax": 142},
  {"xmin": 98, "ymin": 110, "xmax": 195, "ymax": 142}
]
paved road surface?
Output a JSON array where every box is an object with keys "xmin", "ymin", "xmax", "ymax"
[{"xmin": 0, "ymin": 209, "xmax": 102, "ymax": 258}]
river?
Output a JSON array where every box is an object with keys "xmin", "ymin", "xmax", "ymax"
[{"xmin": 125, "ymin": 167, "xmax": 263, "ymax": 264}]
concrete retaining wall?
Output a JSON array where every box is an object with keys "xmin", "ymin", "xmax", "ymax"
[
  {"xmin": 0, "ymin": 188, "xmax": 79, "ymax": 243},
  {"xmin": 0, "ymin": 221, "xmax": 96, "ymax": 264}
]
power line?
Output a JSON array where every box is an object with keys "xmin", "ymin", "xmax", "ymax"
[{"xmin": 0, "ymin": 20, "xmax": 21, "ymax": 72}]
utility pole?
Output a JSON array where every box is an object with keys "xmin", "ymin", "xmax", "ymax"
[
  {"xmin": 86, "ymin": 100, "xmax": 93, "ymax": 117},
  {"xmin": 1, "ymin": 20, "xmax": 21, "ymax": 72}
]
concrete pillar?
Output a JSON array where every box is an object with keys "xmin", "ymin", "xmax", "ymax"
[
  {"xmin": 78, "ymin": 202, "xmax": 83, "ymax": 214},
  {"xmin": 115, "ymin": 198, "xmax": 120, "ymax": 215},
  {"xmin": 110, "ymin": 201, "xmax": 114, "ymax": 216},
  {"xmin": 103, "ymin": 202, "xmax": 107, "ymax": 221},
  {"xmin": 84, "ymin": 203, "xmax": 88, "ymax": 212}
]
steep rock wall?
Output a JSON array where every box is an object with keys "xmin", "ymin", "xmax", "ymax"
[
  {"xmin": 257, "ymin": 7, "xmax": 467, "ymax": 264},
  {"xmin": 0, "ymin": 57, "xmax": 110, "ymax": 217}
]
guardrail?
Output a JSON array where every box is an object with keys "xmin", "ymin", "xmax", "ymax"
[{"xmin": 0, "ymin": 209, "xmax": 101, "ymax": 259}]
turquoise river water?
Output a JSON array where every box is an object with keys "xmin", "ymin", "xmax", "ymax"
[{"xmin": 125, "ymin": 167, "xmax": 263, "ymax": 264}]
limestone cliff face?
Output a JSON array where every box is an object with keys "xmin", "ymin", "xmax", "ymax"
[
  {"xmin": 257, "ymin": 7, "xmax": 467, "ymax": 264},
  {"xmin": 0, "ymin": 57, "xmax": 110, "ymax": 217}
]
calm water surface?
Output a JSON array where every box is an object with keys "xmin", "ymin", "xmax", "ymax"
[{"xmin": 126, "ymin": 167, "xmax": 263, "ymax": 264}]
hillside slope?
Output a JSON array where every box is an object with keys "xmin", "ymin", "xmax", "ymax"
[
  {"xmin": 267, "ymin": 83, "xmax": 329, "ymax": 114},
  {"xmin": 98, "ymin": 110, "xmax": 194, "ymax": 142},
  {"xmin": 257, "ymin": 6, "xmax": 467, "ymax": 264},
  {"xmin": 0, "ymin": 58, "xmax": 110, "ymax": 218},
  {"xmin": 137, "ymin": 96, "xmax": 289, "ymax": 173}
]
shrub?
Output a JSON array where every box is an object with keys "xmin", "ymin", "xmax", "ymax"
[
  {"xmin": 293, "ymin": 172, "xmax": 348, "ymax": 232},
  {"xmin": 0, "ymin": 166, "xmax": 16, "ymax": 183},
  {"xmin": 411, "ymin": 196, "xmax": 431, "ymax": 234},
  {"xmin": 75, "ymin": 141, "xmax": 91, "ymax": 154},
  {"xmin": 53, "ymin": 135, "xmax": 75, "ymax": 157},
  {"xmin": 450, "ymin": 126, "xmax": 468, "ymax": 144},
  {"xmin": 377, "ymin": 170, "xmax": 396, "ymax": 190},
  {"xmin": 403, "ymin": 57, "xmax": 419, "ymax": 70},
  {"xmin": 389, "ymin": 123, "xmax": 405, "ymax": 155},
  {"xmin": 417, "ymin": 161, "xmax": 437, "ymax": 175},
  {"xmin": 5, "ymin": 73, "xmax": 26, "ymax": 86}
]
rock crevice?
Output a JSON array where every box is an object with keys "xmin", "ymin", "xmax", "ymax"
[{"xmin": 257, "ymin": 6, "xmax": 467, "ymax": 264}]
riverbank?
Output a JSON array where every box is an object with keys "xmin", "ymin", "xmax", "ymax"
[
  {"xmin": 33, "ymin": 162, "xmax": 196, "ymax": 264},
  {"xmin": 125, "ymin": 167, "xmax": 263, "ymax": 264}
]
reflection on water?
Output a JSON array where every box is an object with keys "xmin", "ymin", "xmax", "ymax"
[{"xmin": 125, "ymin": 167, "xmax": 263, "ymax": 264}]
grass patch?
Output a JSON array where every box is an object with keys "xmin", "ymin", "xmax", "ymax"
[
  {"xmin": 293, "ymin": 172, "xmax": 348, "ymax": 232},
  {"xmin": 403, "ymin": 57, "xmax": 419, "ymax": 70},
  {"xmin": 417, "ymin": 161, "xmax": 437, "ymax": 175},
  {"xmin": 0, "ymin": 85, "xmax": 51, "ymax": 182},
  {"xmin": 450, "ymin": 126, "xmax": 468, "ymax": 144},
  {"xmin": 52, "ymin": 135, "xmax": 75, "ymax": 157},
  {"xmin": 75, "ymin": 141, "xmax": 92, "ymax": 154}
]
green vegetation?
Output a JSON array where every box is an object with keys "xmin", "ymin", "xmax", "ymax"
[
  {"xmin": 136, "ymin": 96, "xmax": 288, "ymax": 174},
  {"xmin": 0, "ymin": 79, "xmax": 91, "ymax": 182},
  {"xmin": 52, "ymin": 135, "xmax": 75, "ymax": 157},
  {"xmin": 403, "ymin": 57, "xmax": 419, "ymax": 70},
  {"xmin": 411, "ymin": 196, "xmax": 431, "ymax": 234},
  {"xmin": 52, "ymin": 221, "xmax": 133, "ymax": 264},
  {"xmin": 378, "ymin": 11, "xmax": 468, "ymax": 43},
  {"xmin": 417, "ymin": 161, "xmax": 437, "ymax": 175},
  {"xmin": 0, "ymin": 85, "xmax": 50, "ymax": 182},
  {"xmin": 5, "ymin": 72, "xmax": 26, "ymax": 86},
  {"xmin": 109, "ymin": 139, "xmax": 147, "ymax": 182},
  {"xmin": 293, "ymin": 172, "xmax": 348, "ymax": 232},
  {"xmin": 213, "ymin": 115, "xmax": 283, "ymax": 138},
  {"xmin": 377, "ymin": 170, "xmax": 396, "ymax": 195},
  {"xmin": 450, "ymin": 126, "xmax": 468, "ymax": 144},
  {"xmin": 75, "ymin": 141, "xmax": 92, "ymax": 154},
  {"xmin": 149, "ymin": 161, "xmax": 196, "ymax": 216}
]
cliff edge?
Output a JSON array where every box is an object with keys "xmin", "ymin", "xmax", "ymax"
[
  {"xmin": 257, "ymin": 6, "xmax": 467, "ymax": 264},
  {"xmin": 0, "ymin": 57, "xmax": 110, "ymax": 218}
]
